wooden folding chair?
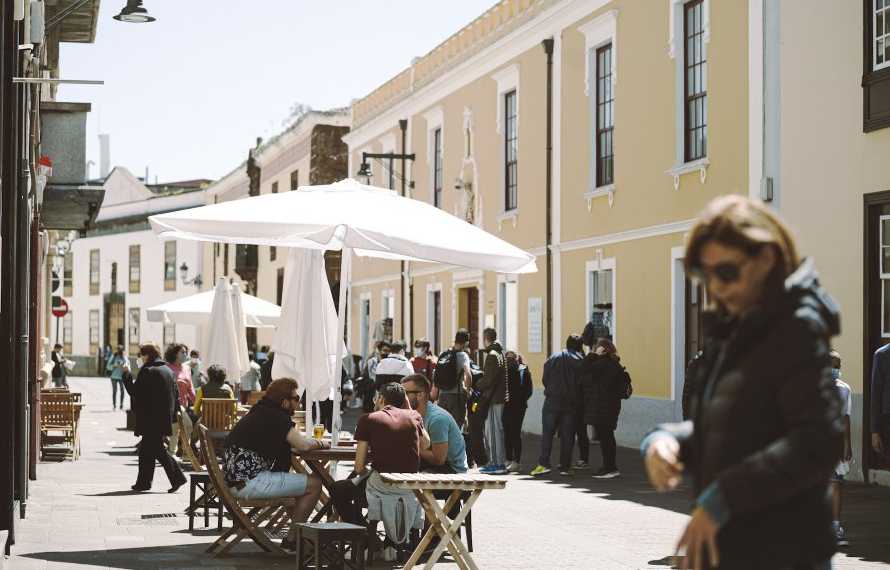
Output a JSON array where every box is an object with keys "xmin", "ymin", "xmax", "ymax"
[
  {"xmin": 246, "ymin": 391, "xmax": 265, "ymax": 406},
  {"xmin": 197, "ymin": 425, "xmax": 295, "ymax": 556},
  {"xmin": 180, "ymin": 415, "xmax": 223, "ymax": 530},
  {"xmin": 199, "ymin": 398, "xmax": 237, "ymax": 451},
  {"xmin": 40, "ymin": 395, "xmax": 78, "ymax": 460}
]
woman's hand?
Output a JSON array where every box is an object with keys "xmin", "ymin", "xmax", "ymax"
[
  {"xmin": 645, "ymin": 435, "xmax": 684, "ymax": 491},
  {"xmin": 675, "ymin": 506, "xmax": 720, "ymax": 570}
]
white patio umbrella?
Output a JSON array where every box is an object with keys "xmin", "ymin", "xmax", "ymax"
[
  {"xmin": 230, "ymin": 282, "xmax": 251, "ymax": 380},
  {"xmin": 150, "ymin": 179, "xmax": 538, "ymax": 441},
  {"xmin": 202, "ymin": 278, "xmax": 249, "ymax": 380},
  {"xmin": 146, "ymin": 289, "xmax": 281, "ymax": 327}
]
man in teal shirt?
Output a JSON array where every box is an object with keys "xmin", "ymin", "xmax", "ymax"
[{"xmin": 402, "ymin": 374, "xmax": 467, "ymax": 474}]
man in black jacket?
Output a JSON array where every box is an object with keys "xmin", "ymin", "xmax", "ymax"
[{"xmin": 123, "ymin": 341, "xmax": 187, "ymax": 493}]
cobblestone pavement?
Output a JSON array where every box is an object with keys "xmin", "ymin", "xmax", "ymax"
[{"xmin": 6, "ymin": 376, "xmax": 890, "ymax": 569}]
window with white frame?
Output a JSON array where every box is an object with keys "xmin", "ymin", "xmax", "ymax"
[
  {"xmin": 668, "ymin": 0, "xmax": 710, "ymax": 182},
  {"xmin": 881, "ymin": 215, "xmax": 890, "ymax": 337},
  {"xmin": 128, "ymin": 307, "xmax": 140, "ymax": 356},
  {"xmin": 164, "ymin": 323, "xmax": 176, "ymax": 347},
  {"xmin": 427, "ymin": 285, "xmax": 443, "ymax": 355},
  {"xmin": 89, "ymin": 249, "xmax": 100, "ymax": 295},
  {"xmin": 586, "ymin": 257, "xmax": 616, "ymax": 342},
  {"xmin": 382, "ymin": 290, "xmax": 395, "ymax": 323},
  {"xmin": 63, "ymin": 312, "xmax": 73, "ymax": 354},
  {"xmin": 875, "ymin": 0, "xmax": 890, "ymax": 72},
  {"xmin": 129, "ymin": 245, "xmax": 140, "ymax": 293},
  {"xmin": 89, "ymin": 309, "xmax": 100, "ymax": 355},
  {"xmin": 579, "ymin": 10, "xmax": 618, "ymax": 193},
  {"xmin": 164, "ymin": 241, "xmax": 177, "ymax": 291},
  {"xmin": 424, "ymin": 106, "xmax": 444, "ymax": 207},
  {"xmin": 492, "ymin": 63, "xmax": 520, "ymax": 213},
  {"xmin": 498, "ymin": 279, "xmax": 518, "ymax": 352}
]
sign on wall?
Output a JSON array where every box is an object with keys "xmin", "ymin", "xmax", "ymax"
[{"xmin": 527, "ymin": 297, "xmax": 542, "ymax": 353}]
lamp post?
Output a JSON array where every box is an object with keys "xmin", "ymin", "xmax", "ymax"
[
  {"xmin": 113, "ymin": 0, "xmax": 156, "ymax": 23},
  {"xmin": 355, "ymin": 151, "xmax": 415, "ymax": 188},
  {"xmin": 179, "ymin": 262, "xmax": 203, "ymax": 288}
]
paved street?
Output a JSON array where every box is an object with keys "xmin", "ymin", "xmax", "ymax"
[{"xmin": 6, "ymin": 377, "xmax": 890, "ymax": 569}]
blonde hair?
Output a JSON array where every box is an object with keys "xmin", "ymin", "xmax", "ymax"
[{"xmin": 685, "ymin": 195, "xmax": 801, "ymax": 297}]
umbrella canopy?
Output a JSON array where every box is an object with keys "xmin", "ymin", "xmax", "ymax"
[
  {"xmin": 230, "ymin": 282, "xmax": 250, "ymax": 380},
  {"xmin": 146, "ymin": 289, "xmax": 281, "ymax": 327},
  {"xmin": 271, "ymin": 249, "xmax": 343, "ymax": 403},
  {"xmin": 202, "ymin": 278, "xmax": 249, "ymax": 379},
  {"xmin": 149, "ymin": 178, "xmax": 537, "ymax": 274}
]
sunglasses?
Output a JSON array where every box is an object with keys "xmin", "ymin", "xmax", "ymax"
[
  {"xmin": 286, "ymin": 396, "xmax": 300, "ymax": 402},
  {"xmin": 404, "ymin": 390, "xmax": 424, "ymax": 395},
  {"xmin": 693, "ymin": 257, "xmax": 752, "ymax": 285}
]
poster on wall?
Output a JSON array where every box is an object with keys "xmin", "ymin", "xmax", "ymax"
[{"xmin": 527, "ymin": 297, "xmax": 542, "ymax": 353}]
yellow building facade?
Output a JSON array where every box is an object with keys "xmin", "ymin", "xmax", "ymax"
[{"xmin": 343, "ymin": 0, "xmax": 749, "ymax": 442}]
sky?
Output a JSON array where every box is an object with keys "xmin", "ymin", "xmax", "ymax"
[{"xmin": 57, "ymin": 0, "xmax": 496, "ymax": 183}]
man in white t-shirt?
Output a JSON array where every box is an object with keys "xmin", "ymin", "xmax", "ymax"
[
  {"xmin": 375, "ymin": 340, "xmax": 414, "ymax": 388},
  {"xmin": 829, "ymin": 349, "xmax": 853, "ymax": 548}
]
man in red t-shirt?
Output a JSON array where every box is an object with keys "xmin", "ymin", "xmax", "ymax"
[{"xmin": 330, "ymin": 382, "xmax": 430, "ymax": 524}]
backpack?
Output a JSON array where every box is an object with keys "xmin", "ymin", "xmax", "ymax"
[
  {"xmin": 618, "ymin": 367, "xmax": 633, "ymax": 400},
  {"xmin": 433, "ymin": 349, "xmax": 460, "ymax": 390}
]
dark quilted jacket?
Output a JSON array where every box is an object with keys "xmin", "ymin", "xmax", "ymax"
[
  {"xmin": 662, "ymin": 258, "xmax": 843, "ymax": 569},
  {"xmin": 123, "ymin": 358, "xmax": 177, "ymax": 437},
  {"xmin": 577, "ymin": 354, "xmax": 624, "ymax": 430}
]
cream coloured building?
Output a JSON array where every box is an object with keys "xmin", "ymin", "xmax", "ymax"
[
  {"xmin": 343, "ymin": 0, "xmax": 749, "ymax": 442},
  {"xmin": 761, "ymin": 1, "xmax": 890, "ymax": 485}
]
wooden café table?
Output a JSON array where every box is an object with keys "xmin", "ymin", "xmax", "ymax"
[
  {"xmin": 379, "ymin": 472, "xmax": 507, "ymax": 570},
  {"xmin": 291, "ymin": 446, "xmax": 358, "ymax": 523}
]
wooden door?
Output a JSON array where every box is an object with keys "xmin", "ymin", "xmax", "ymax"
[{"xmin": 865, "ymin": 192, "xmax": 890, "ymax": 474}]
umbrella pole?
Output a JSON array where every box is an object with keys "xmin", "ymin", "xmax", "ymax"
[{"xmin": 331, "ymin": 246, "xmax": 351, "ymax": 447}]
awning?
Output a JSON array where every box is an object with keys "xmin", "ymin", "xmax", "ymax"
[{"xmin": 40, "ymin": 184, "xmax": 105, "ymax": 231}]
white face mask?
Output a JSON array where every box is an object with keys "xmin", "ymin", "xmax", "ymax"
[
  {"xmin": 414, "ymin": 348, "xmax": 424, "ymax": 357},
  {"xmin": 136, "ymin": 355, "xmax": 146, "ymax": 368}
]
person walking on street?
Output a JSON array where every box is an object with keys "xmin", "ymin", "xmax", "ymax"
[
  {"xmin": 503, "ymin": 351, "xmax": 533, "ymax": 473},
  {"xmin": 432, "ymin": 329, "xmax": 472, "ymax": 429},
  {"xmin": 123, "ymin": 341, "xmax": 187, "ymax": 493},
  {"xmin": 870, "ymin": 341, "xmax": 890, "ymax": 460},
  {"xmin": 641, "ymin": 195, "xmax": 843, "ymax": 570},
  {"xmin": 477, "ymin": 327, "xmax": 509, "ymax": 475},
  {"xmin": 531, "ymin": 334, "xmax": 584, "ymax": 477},
  {"xmin": 165, "ymin": 343, "xmax": 196, "ymax": 457},
  {"xmin": 577, "ymin": 338, "xmax": 626, "ymax": 478},
  {"xmin": 51, "ymin": 343, "xmax": 68, "ymax": 387},
  {"xmin": 240, "ymin": 351, "xmax": 262, "ymax": 404},
  {"xmin": 107, "ymin": 345, "xmax": 128, "ymax": 409},
  {"xmin": 829, "ymin": 349, "xmax": 853, "ymax": 548}
]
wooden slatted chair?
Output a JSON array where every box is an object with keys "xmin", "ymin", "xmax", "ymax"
[
  {"xmin": 246, "ymin": 391, "xmax": 265, "ymax": 406},
  {"xmin": 197, "ymin": 425, "xmax": 295, "ymax": 556},
  {"xmin": 39, "ymin": 395, "xmax": 78, "ymax": 460},
  {"xmin": 199, "ymin": 398, "xmax": 238, "ymax": 451}
]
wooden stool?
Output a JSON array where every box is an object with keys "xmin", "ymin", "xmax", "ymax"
[
  {"xmin": 187, "ymin": 473, "xmax": 222, "ymax": 530},
  {"xmin": 296, "ymin": 522, "xmax": 366, "ymax": 570}
]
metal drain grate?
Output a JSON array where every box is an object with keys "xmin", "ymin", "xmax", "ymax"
[
  {"xmin": 116, "ymin": 516, "xmax": 179, "ymax": 527},
  {"xmin": 141, "ymin": 513, "xmax": 180, "ymax": 519}
]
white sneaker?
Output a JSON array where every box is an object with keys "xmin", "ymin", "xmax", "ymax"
[{"xmin": 506, "ymin": 461, "xmax": 522, "ymax": 473}]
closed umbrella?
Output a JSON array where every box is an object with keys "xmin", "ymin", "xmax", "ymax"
[
  {"xmin": 229, "ymin": 282, "xmax": 250, "ymax": 380},
  {"xmin": 202, "ymin": 278, "xmax": 248, "ymax": 380}
]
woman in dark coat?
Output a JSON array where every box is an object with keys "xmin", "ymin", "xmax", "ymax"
[
  {"xmin": 642, "ymin": 196, "xmax": 843, "ymax": 570},
  {"xmin": 123, "ymin": 341, "xmax": 187, "ymax": 493},
  {"xmin": 577, "ymin": 338, "xmax": 625, "ymax": 478},
  {"xmin": 503, "ymin": 350, "xmax": 533, "ymax": 473}
]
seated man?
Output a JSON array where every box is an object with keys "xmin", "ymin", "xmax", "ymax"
[
  {"xmin": 222, "ymin": 377, "xmax": 328, "ymax": 552},
  {"xmin": 401, "ymin": 374, "xmax": 468, "ymax": 474},
  {"xmin": 330, "ymin": 382, "xmax": 430, "ymax": 526}
]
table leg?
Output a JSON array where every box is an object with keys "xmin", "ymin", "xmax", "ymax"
[{"xmin": 419, "ymin": 489, "xmax": 481, "ymax": 570}]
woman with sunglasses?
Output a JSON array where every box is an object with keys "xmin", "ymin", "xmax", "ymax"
[{"xmin": 642, "ymin": 195, "xmax": 843, "ymax": 570}]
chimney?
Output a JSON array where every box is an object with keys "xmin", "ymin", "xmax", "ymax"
[{"xmin": 99, "ymin": 133, "xmax": 110, "ymax": 178}]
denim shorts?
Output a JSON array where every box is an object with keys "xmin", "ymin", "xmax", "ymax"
[{"xmin": 229, "ymin": 470, "xmax": 308, "ymax": 500}]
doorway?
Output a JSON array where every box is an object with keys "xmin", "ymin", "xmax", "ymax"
[
  {"xmin": 457, "ymin": 286, "xmax": 479, "ymax": 357},
  {"xmin": 864, "ymin": 191, "xmax": 890, "ymax": 476},
  {"xmin": 103, "ymin": 293, "xmax": 125, "ymax": 351}
]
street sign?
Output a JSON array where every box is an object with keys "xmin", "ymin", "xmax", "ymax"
[{"xmin": 51, "ymin": 298, "xmax": 68, "ymax": 318}]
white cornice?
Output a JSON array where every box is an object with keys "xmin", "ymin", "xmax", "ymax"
[
  {"xmin": 345, "ymin": 0, "xmax": 613, "ymax": 148},
  {"xmin": 555, "ymin": 219, "xmax": 694, "ymax": 253}
]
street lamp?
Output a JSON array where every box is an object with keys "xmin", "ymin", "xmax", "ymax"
[
  {"xmin": 179, "ymin": 262, "xmax": 203, "ymax": 287},
  {"xmin": 355, "ymin": 151, "xmax": 415, "ymax": 188},
  {"xmin": 113, "ymin": 0, "xmax": 156, "ymax": 23}
]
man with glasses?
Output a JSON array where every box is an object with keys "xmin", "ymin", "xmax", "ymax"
[
  {"xmin": 401, "ymin": 374, "xmax": 468, "ymax": 474},
  {"xmin": 222, "ymin": 377, "xmax": 327, "ymax": 552}
]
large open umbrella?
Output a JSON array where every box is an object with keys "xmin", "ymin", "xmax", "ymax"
[
  {"xmin": 150, "ymin": 179, "xmax": 538, "ymax": 440},
  {"xmin": 146, "ymin": 289, "xmax": 281, "ymax": 327}
]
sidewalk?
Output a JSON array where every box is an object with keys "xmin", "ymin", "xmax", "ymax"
[{"xmin": 6, "ymin": 376, "xmax": 889, "ymax": 569}]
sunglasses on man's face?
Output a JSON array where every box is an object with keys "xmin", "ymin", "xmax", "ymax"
[{"xmin": 694, "ymin": 257, "xmax": 752, "ymax": 285}]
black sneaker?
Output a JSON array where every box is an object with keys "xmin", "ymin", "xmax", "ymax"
[
  {"xmin": 836, "ymin": 526, "xmax": 850, "ymax": 548},
  {"xmin": 591, "ymin": 467, "xmax": 620, "ymax": 479}
]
